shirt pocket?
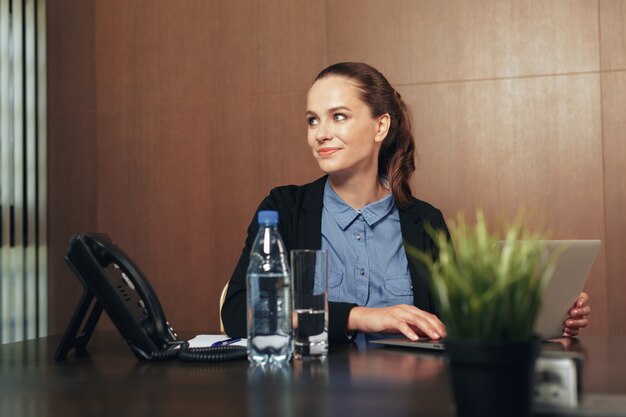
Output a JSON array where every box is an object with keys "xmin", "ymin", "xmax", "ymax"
[
  {"xmin": 384, "ymin": 274, "xmax": 413, "ymax": 297},
  {"xmin": 327, "ymin": 268, "xmax": 344, "ymax": 289}
]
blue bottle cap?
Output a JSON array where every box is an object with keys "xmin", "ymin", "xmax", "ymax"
[{"xmin": 258, "ymin": 210, "xmax": 279, "ymax": 225}]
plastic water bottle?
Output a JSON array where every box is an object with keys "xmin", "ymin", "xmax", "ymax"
[{"xmin": 246, "ymin": 210, "xmax": 292, "ymax": 365}]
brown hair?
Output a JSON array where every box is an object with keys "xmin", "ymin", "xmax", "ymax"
[{"xmin": 314, "ymin": 62, "xmax": 416, "ymax": 208}]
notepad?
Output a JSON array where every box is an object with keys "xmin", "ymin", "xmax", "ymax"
[{"xmin": 187, "ymin": 335, "xmax": 247, "ymax": 348}]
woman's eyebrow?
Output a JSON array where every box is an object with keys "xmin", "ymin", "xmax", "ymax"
[
  {"xmin": 306, "ymin": 106, "xmax": 351, "ymax": 116},
  {"xmin": 328, "ymin": 106, "xmax": 350, "ymax": 113}
]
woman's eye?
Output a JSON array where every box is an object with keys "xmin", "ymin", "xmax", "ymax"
[
  {"xmin": 334, "ymin": 113, "xmax": 347, "ymax": 121},
  {"xmin": 307, "ymin": 117, "xmax": 319, "ymax": 126}
]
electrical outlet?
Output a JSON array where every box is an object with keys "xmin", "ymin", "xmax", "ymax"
[{"xmin": 534, "ymin": 356, "xmax": 578, "ymax": 409}]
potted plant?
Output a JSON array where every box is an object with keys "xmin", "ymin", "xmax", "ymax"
[{"xmin": 407, "ymin": 211, "xmax": 560, "ymax": 417}]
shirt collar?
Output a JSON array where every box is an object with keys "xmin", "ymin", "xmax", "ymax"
[{"xmin": 323, "ymin": 180, "xmax": 395, "ymax": 230}]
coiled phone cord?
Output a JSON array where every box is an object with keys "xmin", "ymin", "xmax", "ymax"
[
  {"xmin": 178, "ymin": 345, "xmax": 247, "ymax": 362},
  {"xmin": 132, "ymin": 342, "xmax": 247, "ymax": 362}
]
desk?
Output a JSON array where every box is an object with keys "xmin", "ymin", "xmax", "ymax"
[{"xmin": 1, "ymin": 333, "xmax": 626, "ymax": 417}]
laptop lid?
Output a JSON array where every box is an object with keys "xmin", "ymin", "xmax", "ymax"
[
  {"xmin": 370, "ymin": 240, "xmax": 600, "ymax": 350},
  {"xmin": 533, "ymin": 240, "xmax": 600, "ymax": 339}
]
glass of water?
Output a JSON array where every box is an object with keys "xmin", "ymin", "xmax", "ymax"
[{"xmin": 290, "ymin": 249, "xmax": 328, "ymax": 360}]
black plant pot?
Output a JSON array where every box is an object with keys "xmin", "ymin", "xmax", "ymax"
[{"xmin": 446, "ymin": 338, "xmax": 540, "ymax": 417}]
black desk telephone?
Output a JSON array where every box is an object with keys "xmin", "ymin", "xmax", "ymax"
[{"xmin": 54, "ymin": 233, "xmax": 245, "ymax": 362}]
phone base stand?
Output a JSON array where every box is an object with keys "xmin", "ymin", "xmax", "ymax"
[{"xmin": 54, "ymin": 288, "xmax": 103, "ymax": 361}]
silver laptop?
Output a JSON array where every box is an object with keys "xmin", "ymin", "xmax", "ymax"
[{"xmin": 370, "ymin": 240, "xmax": 601, "ymax": 350}]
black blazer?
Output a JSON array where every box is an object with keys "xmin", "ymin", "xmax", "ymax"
[{"xmin": 221, "ymin": 176, "xmax": 449, "ymax": 343}]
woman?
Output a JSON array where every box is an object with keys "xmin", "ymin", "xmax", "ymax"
[{"xmin": 221, "ymin": 62, "xmax": 590, "ymax": 343}]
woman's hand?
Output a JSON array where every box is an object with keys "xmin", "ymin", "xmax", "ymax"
[
  {"xmin": 347, "ymin": 305, "xmax": 446, "ymax": 341},
  {"xmin": 563, "ymin": 292, "xmax": 590, "ymax": 337}
]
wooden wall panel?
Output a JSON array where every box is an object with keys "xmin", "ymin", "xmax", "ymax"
[
  {"xmin": 46, "ymin": 1, "xmax": 98, "ymax": 334},
  {"xmin": 47, "ymin": 111, "xmax": 98, "ymax": 333},
  {"xmin": 405, "ymin": 74, "xmax": 608, "ymax": 335},
  {"xmin": 600, "ymin": 0, "xmax": 626, "ymax": 70},
  {"xmin": 327, "ymin": 0, "xmax": 599, "ymax": 84},
  {"xmin": 96, "ymin": 0, "xmax": 326, "ymax": 111},
  {"xmin": 47, "ymin": 1, "xmax": 97, "ymax": 114},
  {"xmin": 601, "ymin": 72, "xmax": 626, "ymax": 335},
  {"xmin": 96, "ymin": 99, "xmax": 218, "ymax": 332},
  {"xmin": 96, "ymin": 92, "xmax": 319, "ymax": 332}
]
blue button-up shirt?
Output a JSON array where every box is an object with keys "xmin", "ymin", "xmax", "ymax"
[{"xmin": 321, "ymin": 180, "xmax": 413, "ymax": 309}]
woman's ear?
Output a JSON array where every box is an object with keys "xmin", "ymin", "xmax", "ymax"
[{"xmin": 374, "ymin": 113, "xmax": 391, "ymax": 143}]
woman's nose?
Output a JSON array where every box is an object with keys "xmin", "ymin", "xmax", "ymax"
[{"xmin": 315, "ymin": 122, "xmax": 331, "ymax": 142}]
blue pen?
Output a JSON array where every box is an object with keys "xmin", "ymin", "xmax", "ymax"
[{"xmin": 211, "ymin": 337, "xmax": 241, "ymax": 347}]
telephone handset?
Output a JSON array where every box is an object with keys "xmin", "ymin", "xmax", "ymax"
[{"xmin": 54, "ymin": 233, "xmax": 245, "ymax": 362}]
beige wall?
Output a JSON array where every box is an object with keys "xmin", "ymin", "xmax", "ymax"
[{"xmin": 48, "ymin": 0, "xmax": 626, "ymax": 336}]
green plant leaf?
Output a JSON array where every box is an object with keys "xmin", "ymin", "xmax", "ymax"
[{"xmin": 408, "ymin": 210, "xmax": 561, "ymax": 342}]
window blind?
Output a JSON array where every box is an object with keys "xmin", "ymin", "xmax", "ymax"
[{"xmin": 0, "ymin": 0, "xmax": 47, "ymax": 344}]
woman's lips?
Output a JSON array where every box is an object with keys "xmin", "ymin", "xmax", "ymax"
[{"xmin": 318, "ymin": 148, "xmax": 340, "ymax": 157}]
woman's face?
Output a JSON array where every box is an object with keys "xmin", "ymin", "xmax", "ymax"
[{"xmin": 306, "ymin": 76, "xmax": 389, "ymax": 178}]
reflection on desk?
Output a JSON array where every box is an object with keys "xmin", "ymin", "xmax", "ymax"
[{"xmin": 1, "ymin": 333, "xmax": 626, "ymax": 417}]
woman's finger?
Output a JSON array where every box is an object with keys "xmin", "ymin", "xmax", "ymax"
[
  {"xmin": 576, "ymin": 292, "xmax": 589, "ymax": 307},
  {"xmin": 569, "ymin": 305, "xmax": 591, "ymax": 317},
  {"xmin": 565, "ymin": 318, "xmax": 588, "ymax": 329},
  {"xmin": 397, "ymin": 322, "xmax": 419, "ymax": 341},
  {"xmin": 403, "ymin": 308, "xmax": 446, "ymax": 338}
]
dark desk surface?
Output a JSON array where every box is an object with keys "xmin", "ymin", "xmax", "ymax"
[{"xmin": 1, "ymin": 333, "xmax": 626, "ymax": 417}]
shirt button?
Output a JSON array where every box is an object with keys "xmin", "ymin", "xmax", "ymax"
[
  {"xmin": 355, "ymin": 233, "xmax": 361, "ymax": 240},
  {"xmin": 359, "ymin": 270, "xmax": 365, "ymax": 276}
]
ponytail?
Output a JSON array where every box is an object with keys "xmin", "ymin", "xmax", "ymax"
[{"xmin": 379, "ymin": 90, "xmax": 415, "ymax": 208}]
